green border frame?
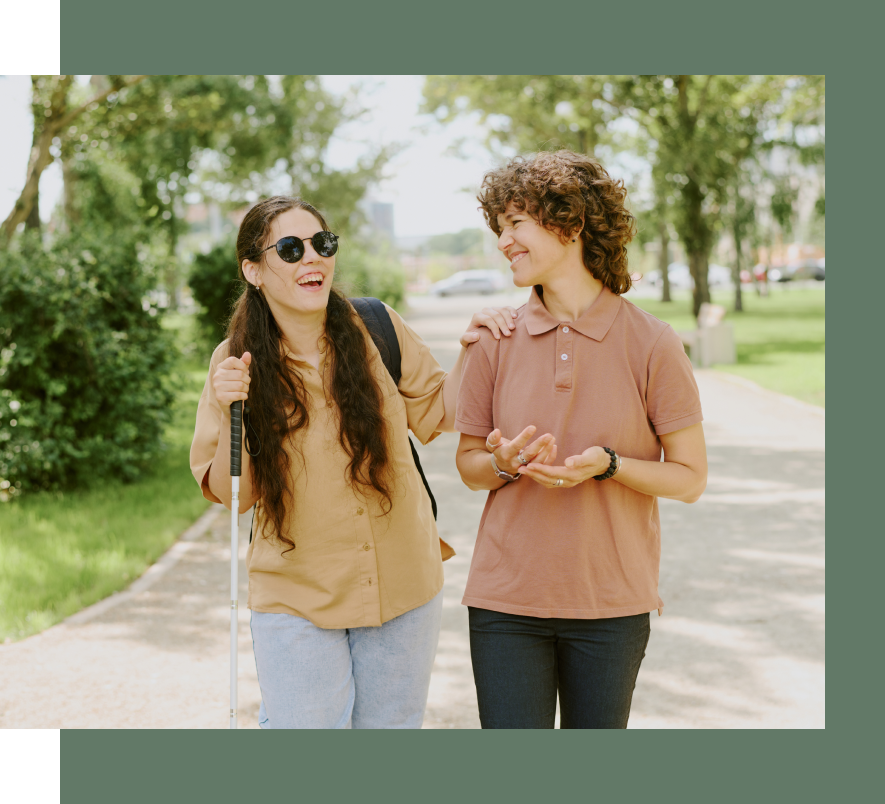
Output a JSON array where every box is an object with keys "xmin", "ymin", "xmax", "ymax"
[{"xmin": 53, "ymin": 0, "xmax": 860, "ymax": 798}]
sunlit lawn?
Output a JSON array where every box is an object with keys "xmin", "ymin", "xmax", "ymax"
[
  {"xmin": 629, "ymin": 284, "xmax": 825, "ymax": 408},
  {"xmin": 0, "ymin": 315, "xmax": 211, "ymax": 642}
]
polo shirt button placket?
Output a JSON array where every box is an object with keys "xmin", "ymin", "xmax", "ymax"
[{"xmin": 555, "ymin": 324, "xmax": 574, "ymax": 391}]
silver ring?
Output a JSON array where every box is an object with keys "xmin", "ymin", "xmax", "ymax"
[
  {"xmin": 486, "ymin": 438, "xmax": 501, "ymax": 450},
  {"xmin": 517, "ymin": 451, "xmax": 530, "ymax": 465},
  {"xmin": 554, "ymin": 478, "xmax": 564, "ymax": 487}
]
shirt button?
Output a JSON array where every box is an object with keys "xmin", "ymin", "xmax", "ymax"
[
  {"xmin": 357, "ymin": 508, "xmax": 364, "ymax": 515},
  {"xmin": 561, "ymin": 354, "xmax": 568, "ymax": 360},
  {"xmin": 562, "ymin": 326, "xmax": 570, "ymax": 333},
  {"xmin": 363, "ymin": 543, "xmax": 370, "ymax": 551}
]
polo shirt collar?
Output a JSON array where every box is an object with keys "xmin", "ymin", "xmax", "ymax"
[{"xmin": 524, "ymin": 285, "xmax": 622, "ymax": 341}]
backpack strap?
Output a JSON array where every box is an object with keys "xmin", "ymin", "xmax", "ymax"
[
  {"xmin": 350, "ymin": 297, "xmax": 437, "ymax": 521},
  {"xmin": 349, "ymin": 297, "xmax": 402, "ymax": 385}
]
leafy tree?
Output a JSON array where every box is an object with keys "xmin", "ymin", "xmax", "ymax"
[
  {"xmin": 612, "ymin": 76, "xmax": 787, "ymax": 316},
  {"xmin": 424, "ymin": 75, "xmax": 818, "ymax": 318},
  {"xmin": 5, "ymin": 76, "xmax": 393, "ymax": 273},
  {"xmin": 1, "ymin": 75, "xmax": 147, "ymax": 242}
]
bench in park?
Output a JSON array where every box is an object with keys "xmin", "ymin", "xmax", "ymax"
[{"xmin": 678, "ymin": 302, "xmax": 736, "ymax": 368}]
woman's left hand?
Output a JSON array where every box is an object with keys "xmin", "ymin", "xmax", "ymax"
[
  {"xmin": 517, "ymin": 446, "xmax": 610, "ymax": 489},
  {"xmin": 460, "ymin": 306, "xmax": 518, "ymax": 347}
]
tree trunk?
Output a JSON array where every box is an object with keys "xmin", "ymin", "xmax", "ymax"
[
  {"xmin": 681, "ymin": 179, "xmax": 713, "ymax": 318},
  {"xmin": 2, "ymin": 125, "xmax": 58, "ymax": 241},
  {"xmin": 658, "ymin": 219, "xmax": 671, "ymax": 302},
  {"xmin": 688, "ymin": 251, "xmax": 711, "ymax": 318},
  {"xmin": 25, "ymin": 188, "xmax": 41, "ymax": 233},
  {"xmin": 732, "ymin": 222, "xmax": 744, "ymax": 312}
]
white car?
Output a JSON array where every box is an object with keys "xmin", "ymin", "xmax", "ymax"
[
  {"xmin": 642, "ymin": 263, "xmax": 693, "ymax": 289},
  {"xmin": 429, "ymin": 270, "xmax": 508, "ymax": 297},
  {"xmin": 643, "ymin": 263, "xmax": 733, "ymax": 289},
  {"xmin": 707, "ymin": 264, "xmax": 734, "ymax": 287}
]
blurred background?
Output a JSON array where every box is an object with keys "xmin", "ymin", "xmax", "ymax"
[{"xmin": 0, "ymin": 77, "xmax": 824, "ymax": 723}]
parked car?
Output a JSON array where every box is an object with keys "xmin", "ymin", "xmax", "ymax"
[
  {"xmin": 429, "ymin": 270, "xmax": 508, "ymax": 296},
  {"xmin": 791, "ymin": 258, "xmax": 825, "ymax": 281},
  {"xmin": 707, "ymin": 264, "xmax": 733, "ymax": 287},
  {"xmin": 768, "ymin": 265, "xmax": 793, "ymax": 282},
  {"xmin": 642, "ymin": 263, "xmax": 694, "ymax": 289}
]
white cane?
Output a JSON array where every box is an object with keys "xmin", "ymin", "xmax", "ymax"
[{"xmin": 229, "ymin": 399, "xmax": 243, "ymax": 729}]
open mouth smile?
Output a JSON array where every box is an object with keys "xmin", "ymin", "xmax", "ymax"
[
  {"xmin": 509, "ymin": 252, "xmax": 527, "ymax": 266},
  {"xmin": 296, "ymin": 272, "xmax": 324, "ymax": 289}
]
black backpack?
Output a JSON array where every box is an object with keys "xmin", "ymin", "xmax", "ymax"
[{"xmin": 350, "ymin": 297, "xmax": 438, "ymax": 520}]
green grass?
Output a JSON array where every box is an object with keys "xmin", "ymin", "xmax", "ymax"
[
  {"xmin": 630, "ymin": 285, "xmax": 825, "ymax": 408},
  {"xmin": 0, "ymin": 315, "xmax": 212, "ymax": 642}
]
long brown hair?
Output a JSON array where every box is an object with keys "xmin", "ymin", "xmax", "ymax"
[
  {"xmin": 477, "ymin": 150, "xmax": 637, "ymax": 294},
  {"xmin": 227, "ymin": 196, "xmax": 392, "ymax": 555}
]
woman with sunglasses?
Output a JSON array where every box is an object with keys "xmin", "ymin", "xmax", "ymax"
[
  {"xmin": 190, "ymin": 196, "xmax": 516, "ymax": 729},
  {"xmin": 454, "ymin": 151, "xmax": 708, "ymax": 728}
]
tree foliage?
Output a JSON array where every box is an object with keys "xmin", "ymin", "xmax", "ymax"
[
  {"xmin": 5, "ymin": 75, "xmax": 394, "ymax": 252},
  {"xmin": 423, "ymin": 75, "xmax": 617, "ymax": 155}
]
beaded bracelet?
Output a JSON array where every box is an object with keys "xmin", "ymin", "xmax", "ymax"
[{"xmin": 593, "ymin": 447, "xmax": 620, "ymax": 481}]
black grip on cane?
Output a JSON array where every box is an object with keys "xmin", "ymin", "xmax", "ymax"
[{"xmin": 230, "ymin": 400, "xmax": 243, "ymax": 477}]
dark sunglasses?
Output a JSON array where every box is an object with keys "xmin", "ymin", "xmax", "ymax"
[{"xmin": 258, "ymin": 231, "xmax": 339, "ymax": 263}]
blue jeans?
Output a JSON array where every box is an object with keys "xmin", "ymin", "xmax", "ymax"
[
  {"xmin": 250, "ymin": 591, "xmax": 443, "ymax": 729},
  {"xmin": 468, "ymin": 607, "xmax": 650, "ymax": 729}
]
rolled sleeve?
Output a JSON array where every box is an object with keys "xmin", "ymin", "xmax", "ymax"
[
  {"xmin": 384, "ymin": 304, "xmax": 447, "ymax": 445},
  {"xmin": 189, "ymin": 342, "xmax": 228, "ymax": 503},
  {"xmin": 646, "ymin": 326, "xmax": 704, "ymax": 436}
]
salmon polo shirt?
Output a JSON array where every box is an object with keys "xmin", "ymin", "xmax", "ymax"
[
  {"xmin": 190, "ymin": 303, "xmax": 454, "ymax": 630},
  {"xmin": 455, "ymin": 286, "xmax": 703, "ymax": 619}
]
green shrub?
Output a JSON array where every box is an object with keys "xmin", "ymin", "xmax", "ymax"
[
  {"xmin": 187, "ymin": 241, "xmax": 243, "ymax": 350},
  {"xmin": 0, "ymin": 230, "xmax": 177, "ymax": 498}
]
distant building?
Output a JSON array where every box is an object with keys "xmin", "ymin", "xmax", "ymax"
[
  {"xmin": 357, "ymin": 197, "xmax": 395, "ymax": 244},
  {"xmin": 370, "ymin": 202, "xmax": 395, "ymax": 241}
]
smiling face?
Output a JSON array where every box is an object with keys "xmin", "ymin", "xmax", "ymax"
[
  {"xmin": 242, "ymin": 206, "xmax": 336, "ymax": 319},
  {"xmin": 496, "ymin": 202, "xmax": 574, "ymax": 288}
]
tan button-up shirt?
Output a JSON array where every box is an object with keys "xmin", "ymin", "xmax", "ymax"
[
  {"xmin": 190, "ymin": 303, "xmax": 454, "ymax": 629},
  {"xmin": 455, "ymin": 287, "xmax": 703, "ymax": 619}
]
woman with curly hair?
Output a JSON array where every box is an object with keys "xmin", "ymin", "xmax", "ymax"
[
  {"xmin": 190, "ymin": 196, "xmax": 516, "ymax": 728},
  {"xmin": 455, "ymin": 151, "xmax": 708, "ymax": 729}
]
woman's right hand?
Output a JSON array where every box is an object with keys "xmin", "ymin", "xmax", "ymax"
[
  {"xmin": 486, "ymin": 425, "xmax": 557, "ymax": 475},
  {"xmin": 212, "ymin": 351, "xmax": 252, "ymax": 408}
]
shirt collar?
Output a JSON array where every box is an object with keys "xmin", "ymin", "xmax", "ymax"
[{"xmin": 524, "ymin": 285, "xmax": 622, "ymax": 341}]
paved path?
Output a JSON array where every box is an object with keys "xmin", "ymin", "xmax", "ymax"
[{"xmin": 0, "ymin": 292, "xmax": 824, "ymax": 729}]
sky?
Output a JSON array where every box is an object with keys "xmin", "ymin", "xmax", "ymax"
[{"xmin": 0, "ymin": 75, "xmax": 507, "ymax": 240}]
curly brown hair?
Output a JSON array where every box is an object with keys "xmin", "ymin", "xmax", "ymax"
[
  {"xmin": 226, "ymin": 196, "xmax": 392, "ymax": 556},
  {"xmin": 477, "ymin": 150, "xmax": 637, "ymax": 294}
]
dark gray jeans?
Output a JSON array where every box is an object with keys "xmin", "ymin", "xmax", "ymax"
[{"xmin": 468, "ymin": 607, "xmax": 650, "ymax": 729}]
